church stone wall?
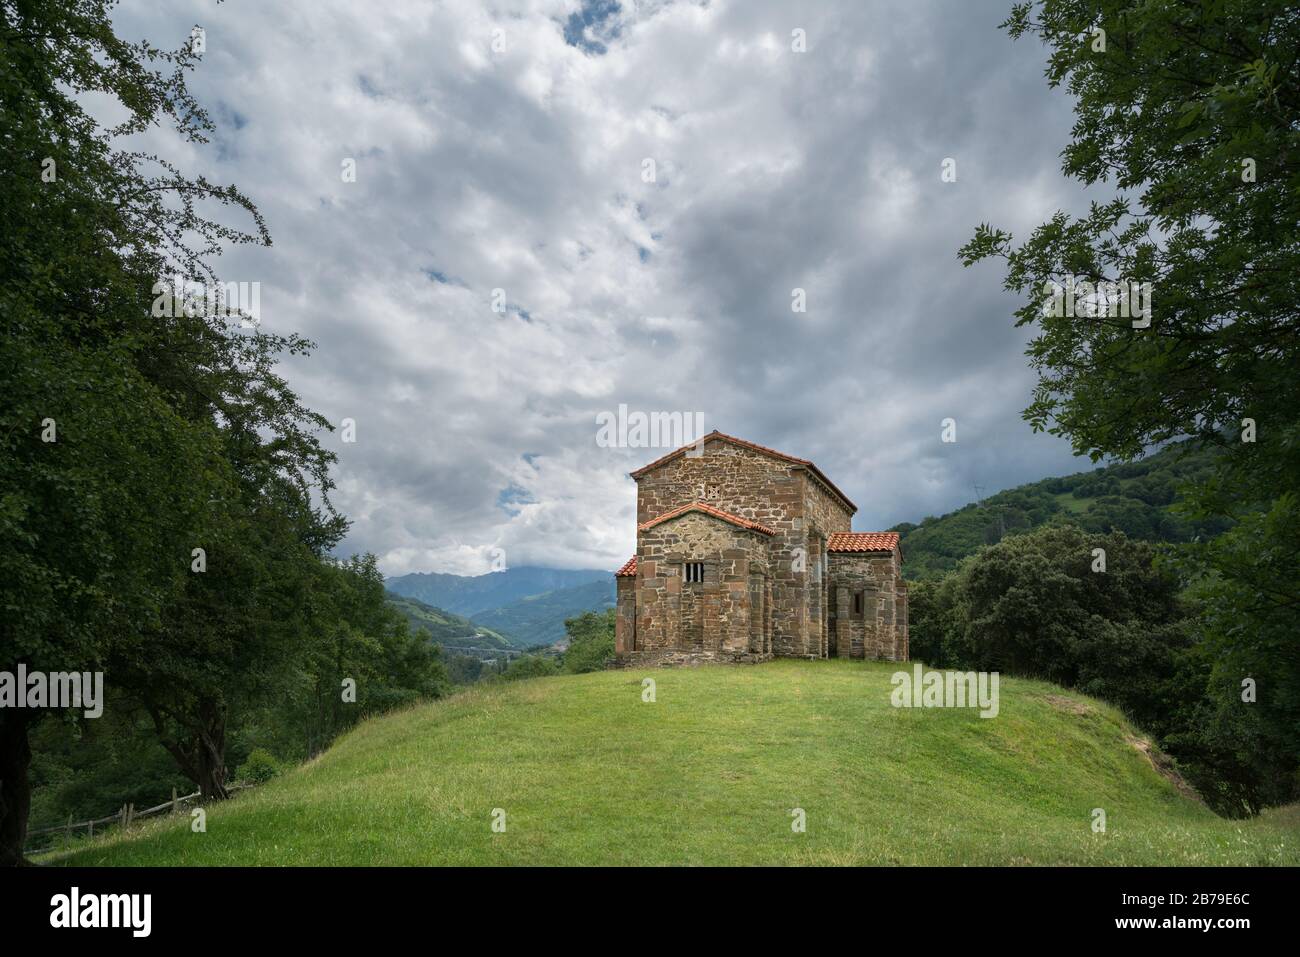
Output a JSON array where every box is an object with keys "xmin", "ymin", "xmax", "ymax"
[
  {"xmin": 636, "ymin": 441, "xmax": 807, "ymax": 652},
  {"xmin": 827, "ymin": 549, "xmax": 906, "ymax": 661},
  {"xmin": 632, "ymin": 512, "xmax": 770, "ymax": 661},
  {"xmin": 615, "ymin": 575, "xmax": 636, "ymax": 655}
]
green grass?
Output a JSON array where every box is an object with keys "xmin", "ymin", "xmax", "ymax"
[{"xmin": 46, "ymin": 661, "xmax": 1298, "ymax": 866}]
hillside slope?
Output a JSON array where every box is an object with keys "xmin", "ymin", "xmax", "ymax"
[
  {"xmin": 893, "ymin": 440, "xmax": 1232, "ymax": 579},
  {"xmin": 48, "ymin": 661, "xmax": 1296, "ymax": 866},
  {"xmin": 383, "ymin": 591, "xmax": 514, "ymax": 654}
]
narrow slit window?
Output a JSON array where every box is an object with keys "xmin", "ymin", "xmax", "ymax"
[
  {"xmin": 684, "ymin": 562, "xmax": 705, "ymax": 584},
  {"xmin": 853, "ymin": 592, "xmax": 864, "ymax": 616}
]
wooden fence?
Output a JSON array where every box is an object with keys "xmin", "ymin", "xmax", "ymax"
[{"xmin": 25, "ymin": 784, "xmax": 247, "ymax": 853}]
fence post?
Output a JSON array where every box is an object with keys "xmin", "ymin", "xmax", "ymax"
[
  {"xmin": 88, "ymin": 819, "xmax": 94, "ymax": 839},
  {"xmin": 172, "ymin": 787, "xmax": 179, "ymax": 815},
  {"xmin": 119, "ymin": 804, "xmax": 127, "ymax": 830}
]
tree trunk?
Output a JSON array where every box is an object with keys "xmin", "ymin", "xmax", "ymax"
[
  {"xmin": 195, "ymin": 698, "xmax": 228, "ymax": 800},
  {"xmin": 0, "ymin": 710, "xmax": 34, "ymax": 866},
  {"xmin": 147, "ymin": 697, "xmax": 229, "ymax": 800}
]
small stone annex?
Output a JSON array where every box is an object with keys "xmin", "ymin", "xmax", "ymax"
[{"xmin": 613, "ymin": 431, "xmax": 908, "ymax": 666}]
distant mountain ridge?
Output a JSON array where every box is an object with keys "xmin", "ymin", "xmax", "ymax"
[
  {"xmin": 469, "ymin": 579, "xmax": 616, "ymax": 648},
  {"xmin": 384, "ymin": 564, "xmax": 613, "ymax": 647},
  {"xmin": 386, "ymin": 565, "xmax": 611, "ymax": 618}
]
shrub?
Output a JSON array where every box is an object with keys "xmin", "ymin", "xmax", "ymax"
[{"xmin": 236, "ymin": 748, "xmax": 284, "ymax": 785}]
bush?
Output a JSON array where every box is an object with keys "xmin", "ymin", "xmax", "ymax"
[
  {"xmin": 908, "ymin": 523, "xmax": 1297, "ymax": 816},
  {"xmin": 501, "ymin": 655, "xmax": 559, "ymax": 681},
  {"xmin": 562, "ymin": 609, "xmax": 616, "ymax": 673},
  {"xmin": 236, "ymin": 748, "xmax": 284, "ymax": 785}
]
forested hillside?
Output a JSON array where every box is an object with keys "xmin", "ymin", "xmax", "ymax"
[
  {"xmin": 383, "ymin": 592, "xmax": 514, "ymax": 652},
  {"xmin": 892, "ymin": 440, "xmax": 1231, "ymax": 579}
]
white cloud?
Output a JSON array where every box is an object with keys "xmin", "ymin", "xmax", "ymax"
[{"xmin": 111, "ymin": 0, "xmax": 1092, "ymax": 575}]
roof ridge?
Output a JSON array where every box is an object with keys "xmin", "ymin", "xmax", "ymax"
[{"xmin": 628, "ymin": 431, "xmax": 857, "ymax": 515}]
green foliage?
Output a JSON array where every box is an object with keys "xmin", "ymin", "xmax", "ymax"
[
  {"xmin": 966, "ymin": 1, "xmax": 1299, "ymax": 462},
  {"xmin": 27, "ymin": 705, "xmax": 193, "ymax": 833},
  {"xmin": 561, "ymin": 609, "xmax": 615, "ymax": 674},
  {"xmin": 911, "ymin": 524, "xmax": 1295, "ymax": 815},
  {"xmin": 960, "ymin": 0, "xmax": 1300, "ymax": 812},
  {"xmin": 444, "ymin": 655, "xmax": 486, "ymax": 685},
  {"xmin": 0, "ymin": 0, "xmax": 283, "ymax": 857},
  {"xmin": 263, "ymin": 556, "xmax": 450, "ymax": 760},
  {"xmin": 235, "ymin": 749, "xmax": 284, "ymax": 785},
  {"xmin": 0, "ymin": 0, "xmax": 447, "ymax": 858},
  {"xmin": 499, "ymin": 655, "xmax": 559, "ymax": 682},
  {"xmin": 913, "ymin": 526, "xmax": 1188, "ymax": 685}
]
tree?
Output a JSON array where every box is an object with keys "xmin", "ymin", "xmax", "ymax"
[
  {"xmin": 561, "ymin": 609, "xmax": 615, "ymax": 674},
  {"xmin": 960, "ymin": 0, "xmax": 1300, "ymax": 801},
  {"xmin": 280, "ymin": 556, "xmax": 449, "ymax": 760},
  {"xmin": 911, "ymin": 524, "xmax": 1293, "ymax": 815},
  {"xmin": 0, "ymin": 0, "xmax": 330, "ymax": 859}
]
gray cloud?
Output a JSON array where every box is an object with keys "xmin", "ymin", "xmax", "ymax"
[{"xmin": 113, "ymin": 0, "xmax": 1094, "ymax": 574}]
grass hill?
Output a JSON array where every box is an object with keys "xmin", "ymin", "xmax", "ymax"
[
  {"xmin": 385, "ymin": 566, "xmax": 610, "ymax": 618},
  {"xmin": 469, "ymin": 579, "xmax": 616, "ymax": 648},
  {"xmin": 384, "ymin": 591, "xmax": 514, "ymax": 654},
  {"xmin": 893, "ymin": 440, "xmax": 1232, "ymax": 579},
  {"xmin": 45, "ymin": 661, "xmax": 1297, "ymax": 866}
]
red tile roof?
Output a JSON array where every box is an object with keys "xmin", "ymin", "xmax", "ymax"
[
  {"xmin": 615, "ymin": 555, "xmax": 637, "ymax": 577},
  {"xmin": 827, "ymin": 531, "xmax": 900, "ymax": 554},
  {"xmin": 628, "ymin": 430, "xmax": 857, "ymax": 515},
  {"xmin": 638, "ymin": 501, "xmax": 777, "ymax": 536}
]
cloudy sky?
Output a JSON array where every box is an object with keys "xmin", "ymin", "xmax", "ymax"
[{"xmin": 113, "ymin": 0, "xmax": 1099, "ymax": 576}]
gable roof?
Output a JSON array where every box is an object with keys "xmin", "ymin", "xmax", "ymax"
[
  {"xmin": 615, "ymin": 555, "xmax": 637, "ymax": 577},
  {"xmin": 628, "ymin": 430, "xmax": 857, "ymax": 515},
  {"xmin": 827, "ymin": 531, "xmax": 900, "ymax": 554},
  {"xmin": 638, "ymin": 501, "xmax": 777, "ymax": 536}
]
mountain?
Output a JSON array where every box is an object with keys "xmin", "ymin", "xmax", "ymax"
[
  {"xmin": 469, "ymin": 579, "xmax": 616, "ymax": 648},
  {"xmin": 892, "ymin": 440, "xmax": 1232, "ymax": 580},
  {"xmin": 384, "ymin": 591, "xmax": 514, "ymax": 656},
  {"xmin": 49, "ymin": 660, "xmax": 1298, "ymax": 866},
  {"xmin": 385, "ymin": 566, "xmax": 611, "ymax": 618}
]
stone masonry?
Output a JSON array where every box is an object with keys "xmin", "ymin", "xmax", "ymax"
[{"xmin": 613, "ymin": 431, "xmax": 908, "ymax": 666}]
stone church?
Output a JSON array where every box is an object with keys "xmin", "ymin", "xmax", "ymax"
[{"xmin": 614, "ymin": 431, "xmax": 908, "ymax": 666}]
